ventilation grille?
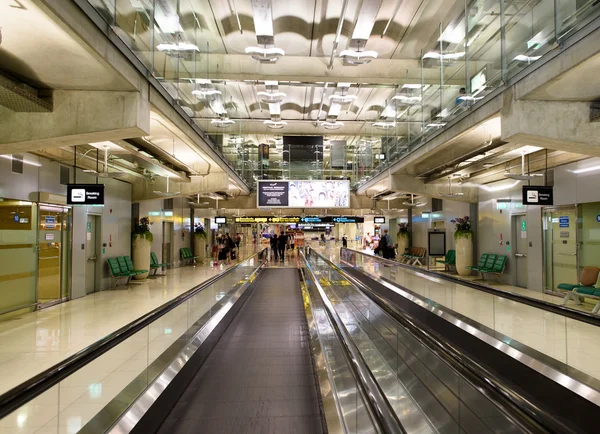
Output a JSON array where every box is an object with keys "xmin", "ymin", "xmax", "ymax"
[
  {"xmin": 0, "ymin": 74, "xmax": 51, "ymax": 112},
  {"xmin": 60, "ymin": 166, "xmax": 70, "ymax": 185},
  {"xmin": 11, "ymin": 154, "xmax": 23, "ymax": 174}
]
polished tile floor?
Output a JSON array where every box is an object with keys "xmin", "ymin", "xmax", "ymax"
[
  {"xmin": 319, "ymin": 246, "xmax": 600, "ymax": 383},
  {"xmin": 0, "ymin": 247, "xmax": 257, "ymax": 397}
]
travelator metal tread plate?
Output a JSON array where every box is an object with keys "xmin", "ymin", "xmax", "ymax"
[{"xmin": 157, "ymin": 268, "xmax": 324, "ymax": 434}]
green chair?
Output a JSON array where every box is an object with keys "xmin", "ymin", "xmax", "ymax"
[
  {"xmin": 466, "ymin": 253, "xmax": 488, "ymax": 272},
  {"xmin": 180, "ymin": 247, "xmax": 198, "ymax": 265},
  {"xmin": 123, "ymin": 256, "xmax": 148, "ymax": 276},
  {"xmin": 150, "ymin": 252, "xmax": 168, "ymax": 275},
  {"xmin": 107, "ymin": 257, "xmax": 135, "ymax": 285},
  {"xmin": 436, "ymin": 250, "xmax": 455, "ymax": 271},
  {"xmin": 471, "ymin": 254, "xmax": 496, "ymax": 276},
  {"xmin": 479, "ymin": 255, "xmax": 507, "ymax": 280}
]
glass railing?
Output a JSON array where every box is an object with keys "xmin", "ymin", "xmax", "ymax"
[
  {"xmin": 0, "ymin": 250, "xmax": 266, "ymax": 433},
  {"xmin": 340, "ymin": 248, "xmax": 600, "ymax": 388},
  {"xmin": 79, "ymin": 0, "xmax": 599, "ymax": 190},
  {"xmin": 303, "ymin": 249, "xmax": 543, "ymax": 433}
]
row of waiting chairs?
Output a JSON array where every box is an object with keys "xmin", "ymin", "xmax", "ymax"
[
  {"xmin": 435, "ymin": 251, "xmax": 507, "ymax": 280},
  {"xmin": 108, "ymin": 252, "xmax": 169, "ymax": 285},
  {"xmin": 398, "ymin": 247, "xmax": 427, "ymax": 266},
  {"xmin": 180, "ymin": 247, "xmax": 199, "ymax": 265}
]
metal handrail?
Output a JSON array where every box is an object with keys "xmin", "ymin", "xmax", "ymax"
[
  {"xmin": 342, "ymin": 247, "xmax": 600, "ymax": 327},
  {"xmin": 300, "ymin": 249, "xmax": 406, "ymax": 434},
  {"xmin": 0, "ymin": 248, "xmax": 267, "ymax": 420},
  {"xmin": 310, "ymin": 248, "xmax": 563, "ymax": 433}
]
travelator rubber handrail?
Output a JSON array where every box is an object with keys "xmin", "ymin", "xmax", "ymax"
[
  {"xmin": 342, "ymin": 247, "xmax": 600, "ymax": 328},
  {"xmin": 300, "ymin": 250, "xmax": 406, "ymax": 434},
  {"xmin": 309, "ymin": 247, "xmax": 563, "ymax": 434},
  {"xmin": 0, "ymin": 248, "xmax": 268, "ymax": 420}
]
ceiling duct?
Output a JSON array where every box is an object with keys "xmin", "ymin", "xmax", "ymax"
[{"xmin": 247, "ymin": 0, "xmax": 285, "ymax": 63}]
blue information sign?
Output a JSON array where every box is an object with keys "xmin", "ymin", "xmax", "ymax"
[
  {"xmin": 13, "ymin": 214, "xmax": 19, "ymax": 223},
  {"xmin": 559, "ymin": 216, "xmax": 569, "ymax": 228}
]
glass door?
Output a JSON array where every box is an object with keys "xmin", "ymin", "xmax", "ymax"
[
  {"xmin": 38, "ymin": 205, "xmax": 71, "ymax": 306},
  {"xmin": 543, "ymin": 207, "xmax": 578, "ymax": 294}
]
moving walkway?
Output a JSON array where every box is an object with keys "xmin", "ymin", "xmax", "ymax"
[{"xmin": 0, "ymin": 248, "xmax": 598, "ymax": 433}]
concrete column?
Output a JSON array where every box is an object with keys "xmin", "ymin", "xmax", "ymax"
[{"xmin": 408, "ymin": 208, "xmax": 413, "ymax": 248}]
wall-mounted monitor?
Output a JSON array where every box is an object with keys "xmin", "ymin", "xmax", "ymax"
[
  {"xmin": 257, "ymin": 180, "xmax": 350, "ymax": 208},
  {"xmin": 215, "ymin": 216, "xmax": 227, "ymax": 224},
  {"xmin": 67, "ymin": 184, "xmax": 105, "ymax": 206},
  {"xmin": 374, "ymin": 217, "xmax": 386, "ymax": 224}
]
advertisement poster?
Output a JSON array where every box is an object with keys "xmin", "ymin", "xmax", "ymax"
[{"xmin": 257, "ymin": 180, "xmax": 350, "ymax": 208}]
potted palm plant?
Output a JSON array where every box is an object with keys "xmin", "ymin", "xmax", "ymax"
[
  {"xmin": 451, "ymin": 216, "xmax": 473, "ymax": 276},
  {"xmin": 132, "ymin": 217, "xmax": 153, "ymax": 280},
  {"xmin": 194, "ymin": 223, "xmax": 207, "ymax": 263},
  {"xmin": 396, "ymin": 222, "xmax": 410, "ymax": 257}
]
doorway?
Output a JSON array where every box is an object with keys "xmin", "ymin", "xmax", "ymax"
[
  {"xmin": 543, "ymin": 207, "xmax": 578, "ymax": 293},
  {"xmin": 85, "ymin": 215, "xmax": 101, "ymax": 294},
  {"xmin": 512, "ymin": 215, "xmax": 528, "ymax": 288},
  {"xmin": 37, "ymin": 205, "xmax": 71, "ymax": 307},
  {"xmin": 162, "ymin": 222, "xmax": 174, "ymax": 267}
]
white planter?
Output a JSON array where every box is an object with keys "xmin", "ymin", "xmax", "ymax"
[
  {"xmin": 194, "ymin": 236, "xmax": 206, "ymax": 263},
  {"xmin": 455, "ymin": 233, "xmax": 473, "ymax": 276},
  {"xmin": 397, "ymin": 234, "xmax": 409, "ymax": 258},
  {"xmin": 132, "ymin": 236, "xmax": 152, "ymax": 280}
]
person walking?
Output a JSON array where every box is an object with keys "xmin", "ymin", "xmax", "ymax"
[
  {"xmin": 270, "ymin": 233, "xmax": 278, "ymax": 262},
  {"xmin": 380, "ymin": 229, "xmax": 393, "ymax": 259},
  {"xmin": 342, "ymin": 234, "xmax": 348, "ymax": 248},
  {"xmin": 277, "ymin": 231, "xmax": 287, "ymax": 263}
]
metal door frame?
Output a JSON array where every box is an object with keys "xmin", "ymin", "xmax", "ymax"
[
  {"xmin": 511, "ymin": 213, "xmax": 527, "ymax": 289},
  {"xmin": 86, "ymin": 213, "xmax": 103, "ymax": 293},
  {"xmin": 162, "ymin": 221, "xmax": 174, "ymax": 268},
  {"xmin": 542, "ymin": 205, "xmax": 579, "ymax": 295}
]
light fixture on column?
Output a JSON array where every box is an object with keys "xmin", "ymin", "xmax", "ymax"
[
  {"xmin": 264, "ymin": 120, "xmax": 287, "ymax": 129},
  {"xmin": 245, "ymin": 46, "xmax": 285, "ymax": 63},
  {"xmin": 504, "ymin": 153, "xmax": 544, "ymax": 180},
  {"xmin": 153, "ymin": 175, "xmax": 180, "ymax": 197},
  {"xmin": 322, "ymin": 121, "xmax": 344, "ymax": 130},
  {"xmin": 438, "ymin": 176, "xmax": 465, "ymax": 198},
  {"xmin": 211, "ymin": 117, "xmax": 235, "ymax": 128},
  {"xmin": 257, "ymin": 91, "xmax": 286, "ymax": 104},
  {"xmin": 402, "ymin": 194, "xmax": 426, "ymax": 207}
]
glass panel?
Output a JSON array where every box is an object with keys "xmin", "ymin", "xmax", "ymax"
[
  {"xmin": 0, "ymin": 200, "xmax": 38, "ymax": 314},
  {"xmin": 38, "ymin": 206, "xmax": 64, "ymax": 304},
  {"xmin": 0, "ymin": 384, "xmax": 59, "ymax": 433},
  {"xmin": 114, "ymin": 0, "xmax": 154, "ymax": 69}
]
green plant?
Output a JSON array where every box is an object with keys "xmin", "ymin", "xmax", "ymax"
[
  {"xmin": 397, "ymin": 222, "xmax": 410, "ymax": 239},
  {"xmin": 451, "ymin": 216, "xmax": 472, "ymax": 240},
  {"xmin": 132, "ymin": 216, "xmax": 153, "ymax": 242},
  {"xmin": 194, "ymin": 223, "xmax": 207, "ymax": 239}
]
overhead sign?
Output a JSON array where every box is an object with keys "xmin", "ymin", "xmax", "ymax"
[
  {"xmin": 374, "ymin": 217, "xmax": 386, "ymax": 224},
  {"xmin": 522, "ymin": 186, "xmax": 553, "ymax": 206},
  {"xmin": 215, "ymin": 216, "xmax": 227, "ymax": 224},
  {"xmin": 234, "ymin": 216, "xmax": 365, "ymax": 224},
  {"xmin": 67, "ymin": 184, "xmax": 105, "ymax": 206},
  {"xmin": 257, "ymin": 180, "xmax": 350, "ymax": 208}
]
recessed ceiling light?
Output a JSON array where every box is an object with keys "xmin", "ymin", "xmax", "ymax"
[
  {"xmin": 372, "ymin": 121, "xmax": 396, "ymax": 129},
  {"xmin": 257, "ymin": 91, "xmax": 286, "ymax": 103},
  {"xmin": 245, "ymin": 46, "xmax": 285, "ymax": 63},
  {"xmin": 423, "ymin": 51, "xmax": 465, "ymax": 60},
  {"xmin": 211, "ymin": 118, "xmax": 235, "ymax": 128},
  {"xmin": 322, "ymin": 121, "xmax": 344, "ymax": 130},
  {"xmin": 192, "ymin": 89, "xmax": 222, "ymax": 98},
  {"xmin": 264, "ymin": 120, "xmax": 287, "ymax": 129},
  {"xmin": 339, "ymin": 49, "xmax": 378, "ymax": 65},
  {"xmin": 157, "ymin": 42, "xmax": 200, "ymax": 52},
  {"xmin": 328, "ymin": 94, "xmax": 356, "ymax": 105}
]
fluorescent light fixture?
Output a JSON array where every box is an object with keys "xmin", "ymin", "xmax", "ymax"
[
  {"xmin": 192, "ymin": 89, "xmax": 221, "ymax": 98},
  {"xmin": 513, "ymin": 55, "xmax": 542, "ymax": 62},
  {"xmin": 479, "ymin": 180, "xmax": 521, "ymax": 192},
  {"xmin": 427, "ymin": 122, "xmax": 447, "ymax": 128},
  {"xmin": 157, "ymin": 42, "xmax": 199, "ymax": 52},
  {"xmin": 322, "ymin": 121, "xmax": 344, "ymax": 130},
  {"xmin": 423, "ymin": 51, "xmax": 465, "ymax": 60},
  {"xmin": 0, "ymin": 155, "xmax": 41, "ymax": 167},
  {"xmin": 264, "ymin": 120, "xmax": 287, "ymax": 129},
  {"xmin": 196, "ymin": 79, "xmax": 212, "ymax": 84},
  {"xmin": 329, "ymin": 94, "xmax": 356, "ymax": 105},
  {"xmin": 392, "ymin": 95, "xmax": 421, "ymax": 104},
  {"xmin": 245, "ymin": 46, "xmax": 285, "ymax": 63},
  {"xmin": 339, "ymin": 49, "xmax": 378, "ymax": 65},
  {"xmin": 402, "ymin": 84, "xmax": 422, "ymax": 89},
  {"xmin": 571, "ymin": 165, "xmax": 600, "ymax": 174},
  {"xmin": 211, "ymin": 118, "xmax": 235, "ymax": 128},
  {"xmin": 422, "ymin": 212, "xmax": 431, "ymax": 218},
  {"xmin": 372, "ymin": 121, "xmax": 396, "ymax": 129}
]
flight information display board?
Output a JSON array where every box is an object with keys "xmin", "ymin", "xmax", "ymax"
[{"xmin": 257, "ymin": 180, "xmax": 350, "ymax": 208}]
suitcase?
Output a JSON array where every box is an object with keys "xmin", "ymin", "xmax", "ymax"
[{"xmin": 231, "ymin": 250, "xmax": 237, "ymax": 260}]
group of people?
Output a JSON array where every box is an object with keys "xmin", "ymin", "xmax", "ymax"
[
  {"xmin": 370, "ymin": 229, "xmax": 396, "ymax": 260},
  {"xmin": 269, "ymin": 231, "xmax": 294, "ymax": 263},
  {"xmin": 212, "ymin": 232, "xmax": 242, "ymax": 266}
]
